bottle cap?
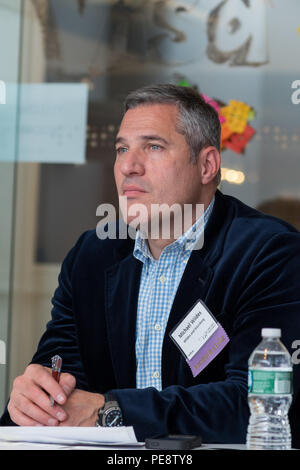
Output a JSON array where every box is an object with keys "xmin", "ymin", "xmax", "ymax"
[{"xmin": 261, "ymin": 328, "xmax": 281, "ymax": 337}]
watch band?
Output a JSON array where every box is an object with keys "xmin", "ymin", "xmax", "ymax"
[{"xmin": 105, "ymin": 393, "xmax": 117, "ymax": 402}]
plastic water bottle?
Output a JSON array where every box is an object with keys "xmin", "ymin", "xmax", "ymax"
[{"xmin": 247, "ymin": 328, "xmax": 293, "ymax": 450}]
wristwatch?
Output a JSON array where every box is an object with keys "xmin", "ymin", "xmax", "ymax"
[{"xmin": 96, "ymin": 393, "xmax": 123, "ymax": 427}]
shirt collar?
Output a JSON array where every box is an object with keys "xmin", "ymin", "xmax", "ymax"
[{"xmin": 133, "ymin": 196, "xmax": 215, "ymax": 264}]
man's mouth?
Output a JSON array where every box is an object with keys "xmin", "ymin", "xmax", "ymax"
[{"xmin": 122, "ymin": 185, "xmax": 147, "ymax": 197}]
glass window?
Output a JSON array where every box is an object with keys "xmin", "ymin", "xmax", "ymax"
[{"xmin": 1, "ymin": 0, "xmax": 300, "ymax": 408}]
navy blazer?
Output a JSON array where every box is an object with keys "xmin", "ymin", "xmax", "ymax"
[{"xmin": 1, "ymin": 190, "xmax": 300, "ymax": 447}]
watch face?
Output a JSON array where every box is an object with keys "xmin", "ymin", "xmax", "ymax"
[{"xmin": 104, "ymin": 407, "xmax": 123, "ymax": 427}]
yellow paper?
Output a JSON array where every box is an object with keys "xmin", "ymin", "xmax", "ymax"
[{"xmin": 220, "ymin": 100, "xmax": 250, "ymax": 134}]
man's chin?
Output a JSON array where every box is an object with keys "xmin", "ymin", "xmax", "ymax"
[{"xmin": 126, "ymin": 217, "xmax": 150, "ymax": 232}]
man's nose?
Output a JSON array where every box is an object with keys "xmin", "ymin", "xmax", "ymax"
[{"xmin": 118, "ymin": 149, "xmax": 145, "ymax": 176}]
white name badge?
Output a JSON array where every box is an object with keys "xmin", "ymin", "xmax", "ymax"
[
  {"xmin": 170, "ymin": 300, "xmax": 218, "ymax": 360},
  {"xmin": 169, "ymin": 300, "xmax": 229, "ymax": 377}
]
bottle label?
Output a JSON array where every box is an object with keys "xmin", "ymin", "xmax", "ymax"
[{"xmin": 248, "ymin": 369, "xmax": 292, "ymax": 394}]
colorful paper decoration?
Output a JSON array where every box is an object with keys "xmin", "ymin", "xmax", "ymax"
[
  {"xmin": 247, "ymin": 108, "xmax": 256, "ymax": 121},
  {"xmin": 220, "ymin": 99, "xmax": 256, "ymax": 153},
  {"xmin": 177, "ymin": 81, "xmax": 256, "ymax": 155},
  {"xmin": 177, "ymin": 79, "xmax": 192, "ymax": 87},
  {"xmin": 201, "ymin": 94, "xmax": 256, "ymax": 154},
  {"xmin": 220, "ymin": 100, "xmax": 250, "ymax": 133},
  {"xmin": 202, "ymin": 94, "xmax": 226, "ymax": 123},
  {"xmin": 202, "ymin": 95, "xmax": 256, "ymax": 154},
  {"xmin": 220, "ymin": 123, "xmax": 233, "ymax": 145},
  {"xmin": 222, "ymin": 124, "xmax": 256, "ymax": 154}
]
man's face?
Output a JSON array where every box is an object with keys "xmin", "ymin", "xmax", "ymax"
[{"xmin": 114, "ymin": 103, "xmax": 205, "ymax": 227}]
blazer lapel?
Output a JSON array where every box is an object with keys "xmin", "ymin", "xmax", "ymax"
[
  {"xmin": 161, "ymin": 249, "xmax": 213, "ymax": 385},
  {"xmin": 161, "ymin": 190, "xmax": 234, "ymax": 385}
]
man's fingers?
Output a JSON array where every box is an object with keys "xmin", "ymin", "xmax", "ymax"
[
  {"xmin": 8, "ymin": 402, "xmax": 43, "ymax": 427},
  {"xmin": 20, "ymin": 394, "xmax": 59, "ymax": 426},
  {"xmin": 26, "ymin": 364, "xmax": 76, "ymax": 401},
  {"xmin": 8, "ymin": 398, "xmax": 60, "ymax": 427},
  {"xmin": 8, "ymin": 364, "xmax": 71, "ymax": 425},
  {"xmin": 9, "ymin": 386, "xmax": 66, "ymax": 426},
  {"xmin": 25, "ymin": 364, "xmax": 67, "ymax": 404},
  {"xmin": 8, "ymin": 364, "xmax": 76, "ymax": 426},
  {"xmin": 59, "ymin": 373, "xmax": 76, "ymax": 396},
  {"xmin": 18, "ymin": 381, "xmax": 67, "ymax": 422}
]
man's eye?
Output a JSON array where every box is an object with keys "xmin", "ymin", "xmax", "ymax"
[
  {"xmin": 149, "ymin": 144, "xmax": 162, "ymax": 151},
  {"xmin": 116, "ymin": 147, "xmax": 128, "ymax": 154}
]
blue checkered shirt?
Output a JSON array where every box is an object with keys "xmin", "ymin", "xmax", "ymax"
[{"xmin": 133, "ymin": 198, "xmax": 215, "ymax": 390}]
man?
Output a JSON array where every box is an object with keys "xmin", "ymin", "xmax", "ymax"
[{"xmin": 1, "ymin": 84, "xmax": 300, "ymax": 447}]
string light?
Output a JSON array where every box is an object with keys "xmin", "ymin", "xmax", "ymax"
[{"xmin": 221, "ymin": 168, "xmax": 245, "ymax": 185}]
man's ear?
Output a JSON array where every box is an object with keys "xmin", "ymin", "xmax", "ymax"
[{"xmin": 198, "ymin": 146, "xmax": 221, "ymax": 185}]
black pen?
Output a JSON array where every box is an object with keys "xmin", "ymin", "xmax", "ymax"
[{"xmin": 50, "ymin": 355, "xmax": 62, "ymax": 407}]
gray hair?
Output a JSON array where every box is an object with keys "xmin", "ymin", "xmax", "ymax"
[{"xmin": 124, "ymin": 84, "xmax": 221, "ymax": 185}]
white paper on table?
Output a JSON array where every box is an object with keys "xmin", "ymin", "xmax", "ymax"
[{"xmin": 0, "ymin": 426, "xmax": 143, "ymax": 447}]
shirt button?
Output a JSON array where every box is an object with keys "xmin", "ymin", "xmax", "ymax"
[
  {"xmin": 159, "ymin": 274, "xmax": 166, "ymax": 283},
  {"xmin": 153, "ymin": 371, "xmax": 160, "ymax": 379},
  {"xmin": 154, "ymin": 323, "xmax": 161, "ymax": 331}
]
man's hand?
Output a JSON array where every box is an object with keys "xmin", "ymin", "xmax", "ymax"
[
  {"xmin": 8, "ymin": 363, "xmax": 76, "ymax": 426},
  {"xmin": 59, "ymin": 389, "xmax": 105, "ymax": 426}
]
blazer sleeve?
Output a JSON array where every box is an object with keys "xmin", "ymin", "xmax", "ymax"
[
  {"xmin": 110, "ymin": 232, "xmax": 300, "ymax": 446},
  {"xmin": 29, "ymin": 231, "xmax": 90, "ymax": 389},
  {"xmin": 0, "ymin": 232, "xmax": 90, "ymax": 426}
]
